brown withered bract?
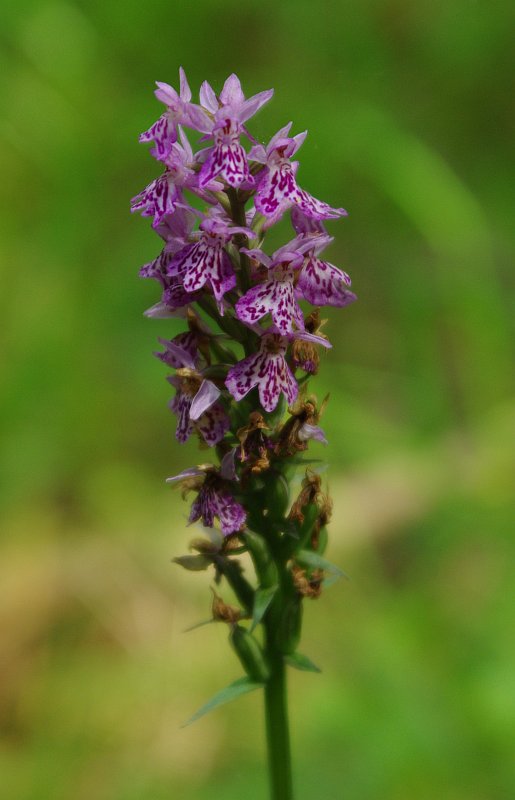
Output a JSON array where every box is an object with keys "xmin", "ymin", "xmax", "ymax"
[
  {"xmin": 237, "ymin": 411, "xmax": 272, "ymax": 474},
  {"xmin": 211, "ymin": 588, "xmax": 243, "ymax": 624},
  {"xmin": 288, "ymin": 470, "xmax": 323, "ymax": 523},
  {"xmin": 291, "ymin": 564, "xmax": 324, "ymax": 599},
  {"xmin": 275, "ymin": 395, "xmax": 325, "ymax": 457},
  {"xmin": 290, "ymin": 309, "xmax": 329, "ymax": 375}
]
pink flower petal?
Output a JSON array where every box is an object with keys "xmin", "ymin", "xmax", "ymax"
[{"xmin": 190, "ymin": 379, "xmax": 221, "ymax": 421}]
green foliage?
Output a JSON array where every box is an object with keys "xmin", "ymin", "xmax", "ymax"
[
  {"xmin": 285, "ymin": 652, "xmax": 321, "ymax": 674},
  {"xmin": 183, "ymin": 676, "xmax": 265, "ymax": 727}
]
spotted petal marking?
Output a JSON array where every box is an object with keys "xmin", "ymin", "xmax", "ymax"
[
  {"xmin": 297, "ymin": 255, "xmax": 356, "ymax": 307},
  {"xmin": 131, "ymin": 173, "xmax": 182, "ymax": 228},
  {"xmin": 236, "ymin": 266, "xmax": 304, "ymax": 334},
  {"xmin": 255, "ymin": 164, "xmax": 297, "ymax": 217},
  {"xmin": 169, "ymin": 390, "xmax": 194, "ymax": 443},
  {"xmin": 168, "ymin": 239, "xmax": 236, "ymax": 307},
  {"xmin": 255, "ymin": 162, "xmax": 347, "ymax": 221},
  {"xmin": 139, "ymin": 113, "xmax": 177, "ymax": 161},
  {"xmin": 293, "ymin": 187, "xmax": 347, "ymax": 221},
  {"xmin": 199, "ymin": 140, "xmax": 253, "ymax": 189},
  {"xmin": 156, "ymin": 332, "xmax": 199, "ymax": 369},
  {"xmin": 189, "ymin": 484, "xmax": 246, "ymax": 534},
  {"xmin": 225, "ymin": 337, "xmax": 298, "ymax": 412},
  {"xmin": 196, "ymin": 402, "xmax": 230, "ymax": 446},
  {"xmin": 162, "ymin": 277, "xmax": 200, "ymax": 311}
]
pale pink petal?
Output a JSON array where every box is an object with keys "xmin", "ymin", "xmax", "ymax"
[
  {"xmin": 298, "ymin": 423, "xmax": 328, "ymax": 445},
  {"xmin": 179, "ymin": 67, "xmax": 192, "ymax": 102},
  {"xmin": 199, "ymin": 80, "xmax": 218, "ymax": 114},
  {"xmin": 219, "ymin": 74, "xmax": 245, "ymax": 105},
  {"xmin": 238, "ymin": 89, "xmax": 274, "ymax": 123},
  {"xmin": 190, "ymin": 380, "xmax": 221, "ymax": 421},
  {"xmin": 166, "ymin": 465, "xmax": 207, "ymax": 483},
  {"xmin": 154, "ymin": 81, "xmax": 179, "ymax": 106}
]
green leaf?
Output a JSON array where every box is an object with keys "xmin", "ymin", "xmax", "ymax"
[
  {"xmin": 172, "ymin": 554, "xmax": 212, "ymax": 571},
  {"xmin": 182, "ymin": 677, "xmax": 264, "ymax": 727},
  {"xmin": 285, "ymin": 652, "xmax": 322, "ymax": 673},
  {"xmin": 250, "ymin": 585, "xmax": 278, "ymax": 632},
  {"xmin": 296, "ymin": 549, "xmax": 349, "ymax": 580}
]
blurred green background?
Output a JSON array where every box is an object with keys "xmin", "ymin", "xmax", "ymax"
[{"xmin": 1, "ymin": 1, "xmax": 514, "ymax": 798}]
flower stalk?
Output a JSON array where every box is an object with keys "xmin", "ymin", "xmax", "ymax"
[{"xmin": 132, "ymin": 69, "xmax": 356, "ymax": 799}]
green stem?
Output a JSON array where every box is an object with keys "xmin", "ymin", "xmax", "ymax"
[{"xmin": 263, "ymin": 632, "xmax": 294, "ymax": 800}]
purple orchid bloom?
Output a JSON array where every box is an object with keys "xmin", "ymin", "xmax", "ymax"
[
  {"xmin": 250, "ymin": 123, "xmax": 347, "ymax": 221},
  {"xmin": 197, "ymin": 74, "xmax": 273, "ymax": 189},
  {"xmin": 235, "ymin": 241, "xmax": 308, "ymax": 335},
  {"xmin": 166, "ymin": 465, "xmax": 246, "ymax": 535},
  {"xmin": 139, "ymin": 67, "xmax": 212, "ymax": 162},
  {"xmin": 166, "ymin": 210, "xmax": 253, "ymax": 313},
  {"xmin": 138, "ymin": 204, "xmax": 204, "ymax": 312},
  {"xmin": 155, "ymin": 332, "xmax": 201, "ymax": 369},
  {"xmin": 289, "ymin": 208, "xmax": 357, "ymax": 308},
  {"xmin": 295, "ymin": 233, "xmax": 356, "ymax": 308},
  {"xmin": 225, "ymin": 330, "xmax": 331, "ymax": 412},
  {"xmin": 160, "ymin": 342, "xmax": 229, "ymax": 446},
  {"xmin": 131, "ymin": 129, "xmax": 221, "ymax": 228}
]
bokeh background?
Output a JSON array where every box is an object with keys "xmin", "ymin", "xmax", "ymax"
[{"xmin": 1, "ymin": 1, "xmax": 514, "ymax": 798}]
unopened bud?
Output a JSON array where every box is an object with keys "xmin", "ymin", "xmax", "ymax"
[{"xmin": 230, "ymin": 624, "xmax": 270, "ymax": 682}]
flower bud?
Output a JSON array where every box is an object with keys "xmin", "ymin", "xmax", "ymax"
[
  {"xmin": 230, "ymin": 624, "xmax": 270, "ymax": 682},
  {"xmin": 244, "ymin": 530, "xmax": 278, "ymax": 589}
]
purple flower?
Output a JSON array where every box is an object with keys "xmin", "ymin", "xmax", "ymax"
[
  {"xmin": 225, "ymin": 333, "xmax": 297, "ymax": 412},
  {"xmin": 155, "ymin": 332, "xmax": 201, "ymax": 369},
  {"xmin": 131, "ymin": 172, "xmax": 184, "ymax": 229},
  {"xmin": 166, "ymin": 465, "xmax": 246, "ymax": 535},
  {"xmin": 295, "ymin": 233, "xmax": 356, "ymax": 308},
  {"xmin": 167, "ymin": 211, "xmax": 252, "ymax": 313},
  {"xmin": 159, "ymin": 340, "xmax": 229, "ymax": 446},
  {"xmin": 236, "ymin": 243, "xmax": 307, "ymax": 334},
  {"xmin": 250, "ymin": 123, "xmax": 347, "ymax": 221},
  {"xmin": 139, "ymin": 67, "xmax": 212, "ymax": 161},
  {"xmin": 225, "ymin": 330, "xmax": 330, "ymax": 412},
  {"xmin": 138, "ymin": 206, "xmax": 203, "ymax": 312},
  {"xmin": 168, "ymin": 371, "xmax": 229, "ymax": 446},
  {"xmin": 132, "ymin": 129, "xmax": 221, "ymax": 228},
  {"xmin": 197, "ymin": 74, "xmax": 273, "ymax": 189}
]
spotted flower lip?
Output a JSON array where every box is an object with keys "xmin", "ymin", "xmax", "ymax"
[
  {"xmin": 166, "ymin": 464, "xmax": 246, "ymax": 535},
  {"xmin": 236, "ymin": 242, "xmax": 308, "ymax": 335},
  {"xmin": 294, "ymin": 234, "xmax": 357, "ymax": 309},
  {"xmin": 166, "ymin": 212, "xmax": 252, "ymax": 313},
  {"xmin": 131, "ymin": 129, "xmax": 222, "ymax": 228},
  {"xmin": 250, "ymin": 123, "xmax": 348, "ymax": 221},
  {"xmin": 225, "ymin": 329, "xmax": 330, "ymax": 412},
  {"xmin": 197, "ymin": 74, "xmax": 273, "ymax": 190},
  {"xmin": 139, "ymin": 67, "xmax": 213, "ymax": 161}
]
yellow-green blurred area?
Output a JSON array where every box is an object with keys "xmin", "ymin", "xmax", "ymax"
[{"xmin": 1, "ymin": 0, "xmax": 514, "ymax": 798}]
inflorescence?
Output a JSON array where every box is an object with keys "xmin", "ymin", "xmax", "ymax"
[{"xmin": 132, "ymin": 69, "xmax": 356, "ymax": 544}]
